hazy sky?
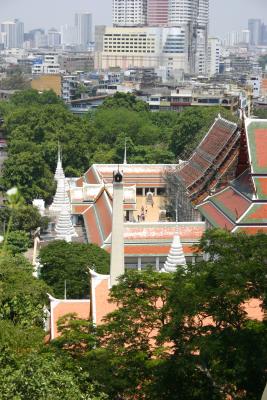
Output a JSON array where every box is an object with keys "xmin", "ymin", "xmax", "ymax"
[{"xmin": 1, "ymin": 0, "xmax": 267, "ymax": 37}]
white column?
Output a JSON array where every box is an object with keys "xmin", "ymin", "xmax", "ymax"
[
  {"xmin": 156, "ymin": 256, "xmax": 160, "ymax": 271},
  {"xmin": 110, "ymin": 171, "xmax": 125, "ymax": 286},
  {"xmin": 138, "ymin": 256, "xmax": 142, "ymax": 271}
]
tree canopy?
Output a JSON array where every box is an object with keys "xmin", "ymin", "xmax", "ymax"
[
  {"xmin": 39, "ymin": 241, "xmax": 110, "ymax": 299},
  {"xmin": 0, "ymin": 89, "xmax": 237, "ymax": 202},
  {"xmin": 51, "ymin": 229, "xmax": 267, "ymax": 400}
]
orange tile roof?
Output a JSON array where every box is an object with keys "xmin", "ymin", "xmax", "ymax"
[
  {"xmin": 51, "ymin": 300, "xmax": 90, "ymax": 339},
  {"xmin": 83, "ymin": 207, "xmax": 103, "ymax": 246},
  {"xmin": 72, "ymin": 204, "xmax": 90, "ymax": 214},
  {"xmin": 198, "ymin": 202, "xmax": 235, "ymax": 230},
  {"xmin": 255, "ymin": 129, "xmax": 267, "ymax": 169},
  {"xmin": 209, "ymin": 187, "xmax": 251, "ymax": 221}
]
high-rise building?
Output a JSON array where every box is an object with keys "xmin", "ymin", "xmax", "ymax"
[
  {"xmin": 248, "ymin": 19, "xmax": 261, "ymax": 46},
  {"xmin": 61, "ymin": 24, "xmax": 77, "ymax": 46},
  {"xmin": 48, "ymin": 28, "xmax": 61, "ymax": 48},
  {"xmin": 241, "ymin": 29, "xmax": 250, "ymax": 44},
  {"xmin": 207, "ymin": 36, "xmax": 220, "ymax": 76},
  {"xmin": 168, "ymin": 0, "xmax": 199, "ymax": 26},
  {"xmin": 167, "ymin": 0, "xmax": 209, "ymax": 74},
  {"xmin": 75, "ymin": 13, "xmax": 93, "ymax": 49},
  {"xmin": 113, "ymin": 0, "xmax": 147, "ymax": 26},
  {"xmin": 0, "ymin": 19, "xmax": 24, "ymax": 48},
  {"xmin": 147, "ymin": 0, "xmax": 168, "ymax": 27},
  {"xmin": 96, "ymin": 25, "xmax": 190, "ymax": 73}
]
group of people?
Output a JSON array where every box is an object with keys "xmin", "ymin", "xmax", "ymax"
[{"xmin": 137, "ymin": 205, "xmax": 147, "ymax": 222}]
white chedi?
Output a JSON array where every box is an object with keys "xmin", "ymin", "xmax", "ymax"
[
  {"xmin": 54, "ymin": 147, "xmax": 65, "ymax": 181},
  {"xmin": 49, "ymin": 178, "xmax": 70, "ymax": 214},
  {"xmin": 55, "ymin": 203, "xmax": 77, "ymax": 242},
  {"xmin": 163, "ymin": 226, "xmax": 186, "ymax": 273}
]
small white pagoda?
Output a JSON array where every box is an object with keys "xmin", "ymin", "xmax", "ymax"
[
  {"xmin": 163, "ymin": 225, "xmax": 186, "ymax": 272},
  {"xmin": 55, "ymin": 203, "xmax": 77, "ymax": 242},
  {"xmin": 162, "ymin": 203, "xmax": 186, "ymax": 273}
]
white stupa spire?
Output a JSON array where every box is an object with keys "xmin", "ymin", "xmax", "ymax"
[
  {"xmin": 54, "ymin": 143, "xmax": 65, "ymax": 181},
  {"xmin": 49, "ymin": 178, "xmax": 70, "ymax": 214},
  {"xmin": 55, "ymin": 202, "xmax": 77, "ymax": 242},
  {"xmin": 163, "ymin": 225, "xmax": 186, "ymax": 273},
  {"xmin": 162, "ymin": 201, "xmax": 186, "ymax": 273}
]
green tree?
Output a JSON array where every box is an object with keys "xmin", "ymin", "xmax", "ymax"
[
  {"xmin": 5, "ymin": 230, "xmax": 30, "ymax": 255},
  {"xmin": 0, "ymin": 204, "xmax": 48, "ymax": 234},
  {"xmin": 166, "ymin": 229, "xmax": 267, "ymax": 400},
  {"xmin": 100, "ymin": 92, "xmax": 149, "ymax": 112},
  {"xmin": 39, "ymin": 241, "xmax": 110, "ymax": 299},
  {"xmin": 0, "ymin": 254, "xmax": 49, "ymax": 327},
  {"xmin": 0, "ymin": 348, "xmax": 107, "ymax": 400},
  {"xmin": 10, "ymin": 89, "xmax": 64, "ymax": 107}
]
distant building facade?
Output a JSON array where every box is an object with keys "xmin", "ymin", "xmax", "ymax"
[
  {"xmin": 75, "ymin": 13, "xmax": 93, "ymax": 49},
  {"xmin": 96, "ymin": 26, "xmax": 190, "ymax": 72},
  {"xmin": 147, "ymin": 0, "xmax": 169, "ymax": 27},
  {"xmin": 113, "ymin": 0, "xmax": 147, "ymax": 26},
  {"xmin": 0, "ymin": 19, "xmax": 24, "ymax": 49}
]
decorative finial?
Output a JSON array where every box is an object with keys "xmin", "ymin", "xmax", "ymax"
[
  {"xmin": 58, "ymin": 140, "xmax": 61, "ymax": 163},
  {"xmin": 123, "ymin": 137, "xmax": 127, "ymax": 165}
]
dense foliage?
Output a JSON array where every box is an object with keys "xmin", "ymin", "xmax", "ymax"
[
  {"xmin": 0, "ymin": 89, "xmax": 236, "ymax": 202},
  {"xmin": 39, "ymin": 241, "xmax": 110, "ymax": 298},
  {"xmin": 49, "ymin": 229, "xmax": 267, "ymax": 400},
  {"xmin": 0, "ymin": 253, "xmax": 107, "ymax": 399}
]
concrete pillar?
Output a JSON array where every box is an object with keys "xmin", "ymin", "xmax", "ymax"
[
  {"xmin": 156, "ymin": 256, "xmax": 160, "ymax": 271},
  {"xmin": 110, "ymin": 169, "xmax": 125, "ymax": 286},
  {"xmin": 142, "ymin": 187, "xmax": 145, "ymax": 196},
  {"xmin": 138, "ymin": 256, "xmax": 142, "ymax": 271}
]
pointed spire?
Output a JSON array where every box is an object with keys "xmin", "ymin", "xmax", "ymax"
[
  {"xmin": 54, "ymin": 142, "xmax": 65, "ymax": 181},
  {"xmin": 163, "ymin": 225, "xmax": 186, "ymax": 273},
  {"xmin": 123, "ymin": 137, "xmax": 127, "ymax": 165}
]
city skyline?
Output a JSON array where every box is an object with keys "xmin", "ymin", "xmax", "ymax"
[{"xmin": 0, "ymin": 0, "xmax": 266, "ymax": 37}]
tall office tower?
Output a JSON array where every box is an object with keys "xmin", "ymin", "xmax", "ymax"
[
  {"xmin": 197, "ymin": 0, "xmax": 209, "ymax": 27},
  {"xmin": 61, "ymin": 25, "xmax": 77, "ymax": 46},
  {"xmin": 248, "ymin": 19, "xmax": 261, "ymax": 46},
  {"xmin": 147, "ymin": 0, "xmax": 168, "ymax": 27},
  {"xmin": 113, "ymin": 0, "xmax": 147, "ymax": 26},
  {"xmin": 0, "ymin": 19, "xmax": 24, "ymax": 48},
  {"xmin": 168, "ymin": 0, "xmax": 199, "ymax": 26},
  {"xmin": 75, "ymin": 13, "xmax": 93, "ymax": 49},
  {"xmin": 168, "ymin": 0, "xmax": 209, "ymax": 75},
  {"xmin": 240, "ymin": 29, "xmax": 250, "ymax": 44},
  {"xmin": 207, "ymin": 37, "xmax": 220, "ymax": 76},
  {"xmin": 48, "ymin": 28, "xmax": 61, "ymax": 47}
]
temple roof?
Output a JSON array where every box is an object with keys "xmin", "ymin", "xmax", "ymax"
[
  {"xmin": 197, "ymin": 117, "xmax": 267, "ymax": 234},
  {"xmin": 83, "ymin": 164, "xmax": 176, "ymax": 187},
  {"xmin": 245, "ymin": 119, "xmax": 267, "ymax": 175},
  {"xmin": 102, "ymin": 222, "xmax": 205, "ymax": 257},
  {"xmin": 177, "ymin": 116, "xmax": 239, "ymax": 195}
]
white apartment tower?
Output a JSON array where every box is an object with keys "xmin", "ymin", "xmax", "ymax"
[
  {"xmin": 208, "ymin": 37, "xmax": 220, "ymax": 76},
  {"xmin": 168, "ymin": 0, "xmax": 209, "ymax": 75},
  {"xmin": 0, "ymin": 19, "xmax": 24, "ymax": 49},
  {"xmin": 168, "ymin": 0, "xmax": 199, "ymax": 26},
  {"xmin": 75, "ymin": 13, "xmax": 93, "ymax": 49},
  {"xmin": 113, "ymin": 0, "xmax": 147, "ymax": 26}
]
